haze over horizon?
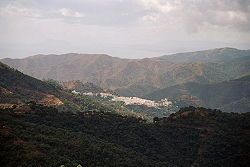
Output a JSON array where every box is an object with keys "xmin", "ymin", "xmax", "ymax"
[
  {"xmin": 1, "ymin": 47, "xmax": 250, "ymax": 60},
  {"xmin": 1, "ymin": 0, "xmax": 250, "ymax": 59}
]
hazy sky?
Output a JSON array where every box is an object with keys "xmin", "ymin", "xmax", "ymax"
[{"xmin": 0, "ymin": 0, "xmax": 250, "ymax": 58}]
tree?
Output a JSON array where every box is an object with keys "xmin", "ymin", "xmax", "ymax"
[{"xmin": 153, "ymin": 117, "xmax": 160, "ymax": 123}]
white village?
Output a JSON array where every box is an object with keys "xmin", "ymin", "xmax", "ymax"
[{"xmin": 72, "ymin": 90, "xmax": 172, "ymax": 108}]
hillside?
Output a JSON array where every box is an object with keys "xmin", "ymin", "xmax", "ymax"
[
  {"xmin": 0, "ymin": 61, "xmax": 160, "ymax": 120},
  {"xmin": 0, "ymin": 61, "xmax": 63, "ymax": 105},
  {"xmin": 0, "ymin": 105, "xmax": 249, "ymax": 167},
  {"xmin": 0, "ymin": 62, "xmax": 105, "ymax": 113},
  {"xmin": 2, "ymin": 48, "xmax": 250, "ymax": 97},
  {"xmin": 146, "ymin": 75, "xmax": 250, "ymax": 113},
  {"xmin": 61, "ymin": 81, "xmax": 104, "ymax": 93}
]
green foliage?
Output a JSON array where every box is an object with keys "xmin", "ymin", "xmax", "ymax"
[
  {"xmin": 0, "ymin": 105, "xmax": 249, "ymax": 167},
  {"xmin": 44, "ymin": 79, "xmax": 63, "ymax": 90}
]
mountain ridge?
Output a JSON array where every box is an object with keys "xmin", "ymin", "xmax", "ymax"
[
  {"xmin": 158, "ymin": 47, "xmax": 250, "ymax": 63},
  {"xmin": 2, "ymin": 48, "xmax": 250, "ymax": 97},
  {"xmin": 2, "ymin": 47, "xmax": 248, "ymax": 60},
  {"xmin": 146, "ymin": 75, "xmax": 250, "ymax": 113}
]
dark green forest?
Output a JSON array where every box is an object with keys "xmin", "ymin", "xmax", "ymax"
[{"xmin": 1, "ymin": 104, "xmax": 249, "ymax": 167}]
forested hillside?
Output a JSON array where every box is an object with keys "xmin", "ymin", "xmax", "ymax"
[
  {"xmin": 0, "ymin": 105, "xmax": 249, "ymax": 167},
  {"xmin": 0, "ymin": 62, "xmax": 62, "ymax": 105}
]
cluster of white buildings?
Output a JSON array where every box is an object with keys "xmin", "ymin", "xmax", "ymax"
[
  {"xmin": 72, "ymin": 90, "xmax": 172, "ymax": 108},
  {"xmin": 111, "ymin": 96, "xmax": 172, "ymax": 108}
]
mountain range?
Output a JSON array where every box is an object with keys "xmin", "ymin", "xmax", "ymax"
[
  {"xmin": 2, "ymin": 47, "xmax": 250, "ymax": 113},
  {"xmin": 2, "ymin": 48, "xmax": 250, "ymax": 98},
  {"xmin": 146, "ymin": 75, "xmax": 250, "ymax": 113},
  {"xmin": 0, "ymin": 48, "xmax": 250, "ymax": 166}
]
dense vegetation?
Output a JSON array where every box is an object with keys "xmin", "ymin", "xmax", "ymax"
[
  {"xmin": 61, "ymin": 81, "xmax": 104, "ymax": 93},
  {"xmin": 1, "ymin": 104, "xmax": 249, "ymax": 167}
]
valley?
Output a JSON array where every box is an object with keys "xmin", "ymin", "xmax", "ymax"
[
  {"xmin": 3, "ymin": 48, "xmax": 249, "ymax": 113},
  {"xmin": 0, "ymin": 48, "xmax": 250, "ymax": 167},
  {"xmin": 1, "ymin": 1, "xmax": 250, "ymax": 166}
]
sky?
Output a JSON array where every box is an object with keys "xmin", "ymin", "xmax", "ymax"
[{"xmin": 0, "ymin": 0, "xmax": 250, "ymax": 59}]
